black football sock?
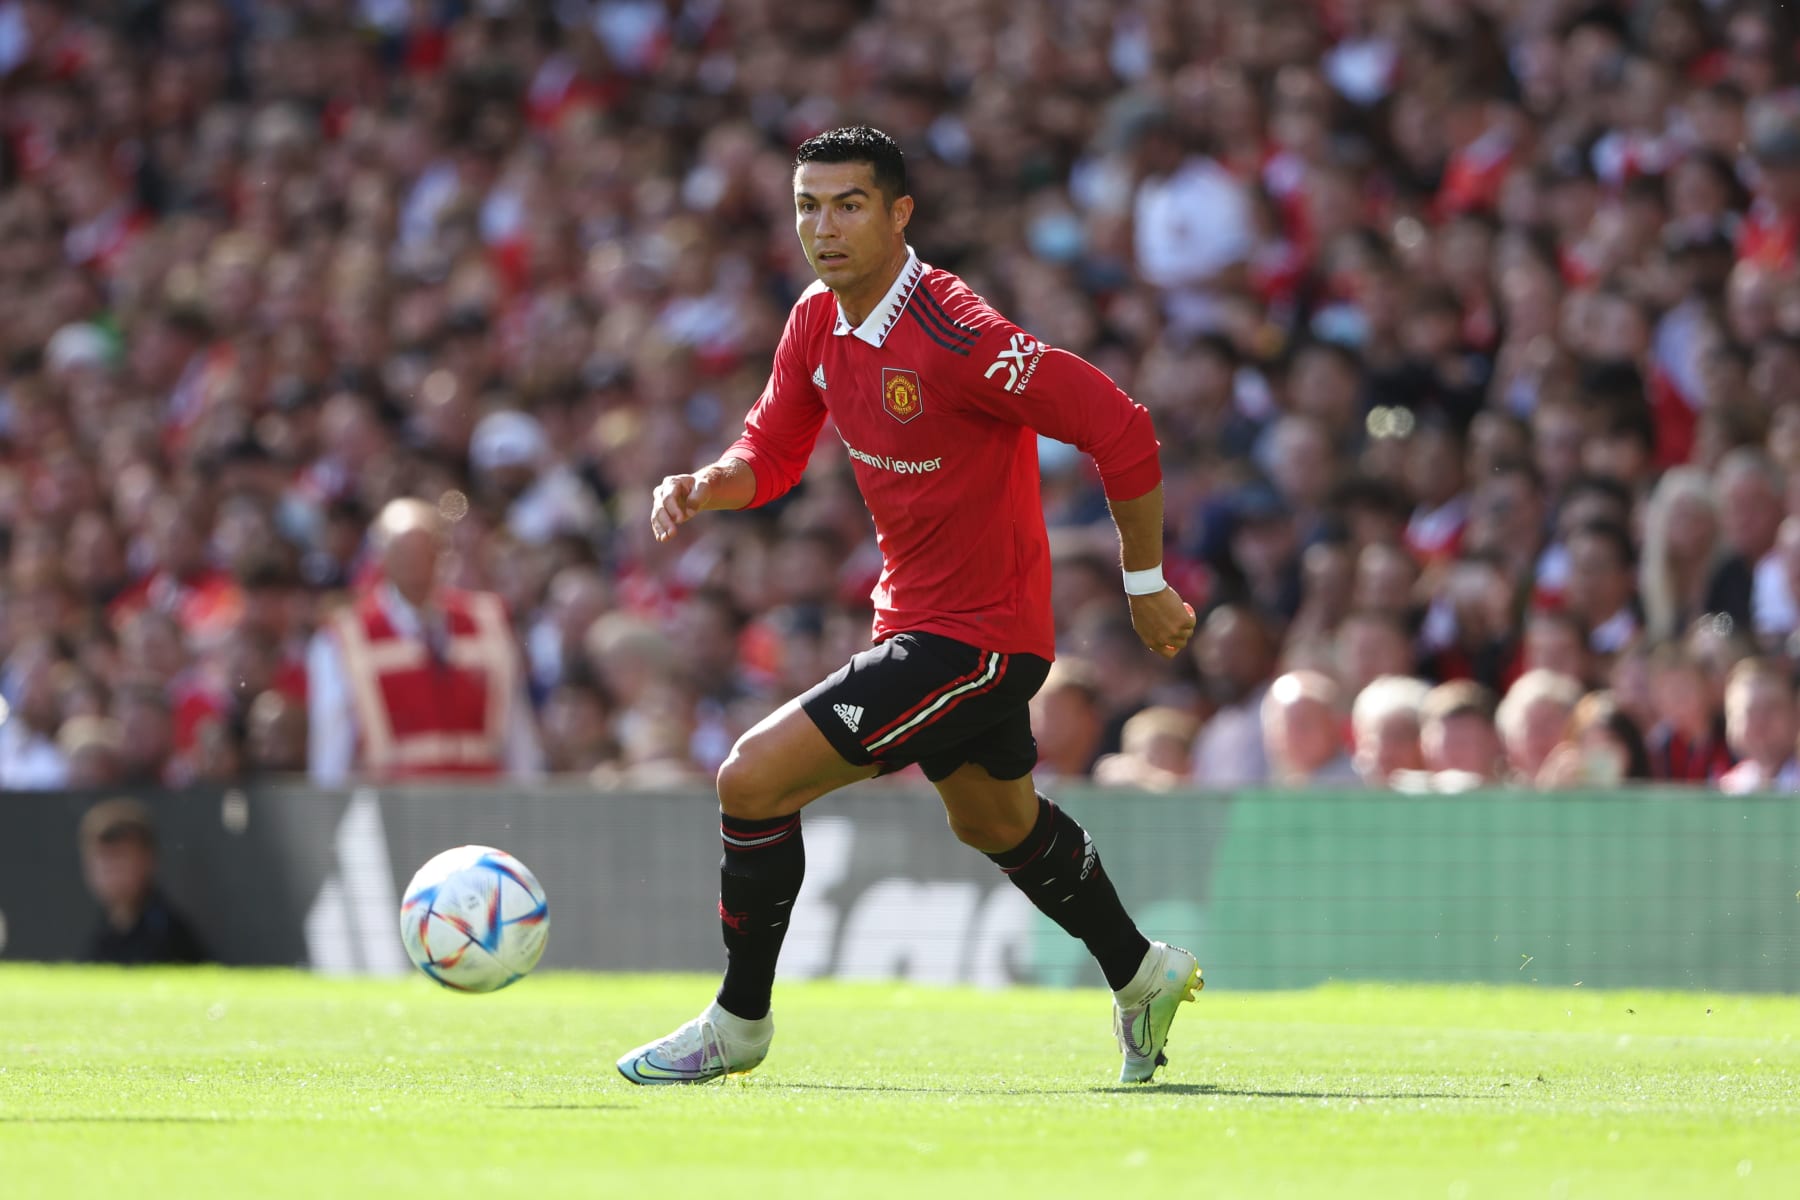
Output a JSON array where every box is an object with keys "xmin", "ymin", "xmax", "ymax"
[
  {"xmin": 986, "ymin": 794, "xmax": 1151, "ymax": 991},
  {"xmin": 715, "ymin": 811, "xmax": 805, "ymax": 1021}
]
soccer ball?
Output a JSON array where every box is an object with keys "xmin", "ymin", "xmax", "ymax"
[{"xmin": 400, "ymin": 845, "xmax": 550, "ymax": 993}]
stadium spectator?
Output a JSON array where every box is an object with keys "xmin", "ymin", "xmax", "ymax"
[
  {"xmin": 1718, "ymin": 657, "xmax": 1800, "ymax": 793},
  {"xmin": 470, "ymin": 409, "xmax": 602, "ymax": 547},
  {"xmin": 1522, "ymin": 609, "xmax": 1594, "ymax": 685},
  {"xmin": 1715, "ymin": 450, "xmax": 1788, "ymax": 626},
  {"xmin": 1402, "ymin": 418, "xmax": 1471, "ymax": 568},
  {"xmin": 1287, "ymin": 540, "xmax": 1354, "ymax": 645},
  {"xmin": 1352, "ymin": 542, "xmax": 1422, "ymax": 623},
  {"xmin": 1463, "ymin": 459, "xmax": 1547, "ymax": 590},
  {"xmin": 539, "ymin": 680, "xmax": 615, "ymax": 778},
  {"xmin": 1537, "ymin": 691, "xmax": 1655, "ymax": 789},
  {"xmin": 1422, "ymin": 554, "xmax": 1522, "ymax": 693},
  {"xmin": 1535, "ymin": 476, "xmax": 1634, "ymax": 611},
  {"xmin": 306, "ymin": 498, "xmax": 541, "ymax": 784},
  {"xmin": 78, "ymin": 798, "xmax": 207, "ymax": 966},
  {"xmin": 0, "ymin": 642, "xmax": 70, "ymax": 788},
  {"xmin": 1092, "ymin": 706, "xmax": 1198, "ymax": 792},
  {"xmin": 1350, "ymin": 674, "xmax": 1431, "ymax": 789},
  {"xmin": 1645, "ymin": 642, "xmax": 1734, "ymax": 783},
  {"xmin": 1561, "ymin": 523, "xmax": 1643, "ymax": 659},
  {"xmin": 1191, "ymin": 605, "xmax": 1276, "ymax": 789},
  {"xmin": 1609, "ymin": 639, "xmax": 1659, "ymax": 738},
  {"xmin": 1129, "ymin": 107, "xmax": 1253, "ymax": 335},
  {"xmin": 1336, "ymin": 608, "xmax": 1417, "ymax": 699},
  {"xmin": 1261, "ymin": 670, "xmax": 1356, "ymax": 786},
  {"xmin": 113, "ymin": 682, "xmax": 176, "ymax": 786},
  {"xmin": 60, "ymin": 714, "xmax": 126, "ymax": 788},
  {"xmin": 244, "ymin": 690, "xmax": 307, "ymax": 776},
  {"xmin": 1638, "ymin": 466, "xmax": 1751, "ymax": 643},
  {"xmin": 527, "ymin": 565, "xmax": 614, "ymax": 698},
  {"xmin": 1030, "ymin": 659, "xmax": 1108, "ymax": 784},
  {"xmin": 1753, "ymin": 516, "xmax": 1800, "ymax": 652},
  {"xmin": 2, "ymin": 0, "xmax": 1800, "ymax": 792},
  {"xmin": 1409, "ymin": 680, "xmax": 1504, "ymax": 791},
  {"xmin": 1498, "ymin": 669, "xmax": 1588, "ymax": 785}
]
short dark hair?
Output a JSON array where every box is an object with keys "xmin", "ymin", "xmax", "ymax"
[
  {"xmin": 1488, "ymin": 456, "xmax": 1545, "ymax": 492},
  {"xmin": 794, "ymin": 126, "xmax": 908, "ymax": 204},
  {"xmin": 1423, "ymin": 680, "xmax": 1498, "ymax": 725},
  {"xmin": 1572, "ymin": 519, "xmax": 1637, "ymax": 571},
  {"xmin": 1329, "ymin": 474, "xmax": 1413, "ymax": 520},
  {"xmin": 1580, "ymin": 357, "xmax": 1647, "ymax": 406},
  {"xmin": 1564, "ymin": 473, "xmax": 1634, "ymax": 515},
  {"xmin": 1598, "ymin": 398, "xmax": 1657, "ymax": 452},
  {"xmin": 1290, "ymin": 336, "xmax": 1362, "ymax": 374}
]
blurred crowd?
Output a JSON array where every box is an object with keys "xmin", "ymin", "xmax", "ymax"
[{"xmin": 5, "ymin": 0, "xmax": 1800, "ymax": 794}]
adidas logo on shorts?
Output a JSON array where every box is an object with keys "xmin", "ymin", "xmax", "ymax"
[{"xmin": 834, "ymin": 702, "xmax": 863, "ymax": 732}]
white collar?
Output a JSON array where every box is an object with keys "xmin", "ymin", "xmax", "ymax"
[
  {"xmin": 380, "ymin": 582, "xmax": 434, "ymax": 639},
  {"xmin": 1590, "ymin": 606, "xmax": 1639, "ymax": 653},
  {"xmin": 832, "ymin": 248, "xmax": 924, "ymax": 347}
]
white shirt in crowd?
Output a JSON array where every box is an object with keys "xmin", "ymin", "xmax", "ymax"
[
  {"xmin": 1134, "ymin": 156, "xmax": 1253, "ymax": 332},
  {"xmin": 1190, "ymin": 684, "xmax": 1270, "ymax": 790},
  {"xmin": 1752, "ymin": 552, "xmax": 1795, "ymax": 642},
  {"xmin": 306, "ymin": 584, "xmax": 544, "ymax": 786},
  {"xmin": 0, "ymin": 716, "xmax": 68, "ymax": 790}
]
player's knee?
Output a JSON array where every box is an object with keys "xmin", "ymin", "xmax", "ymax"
[
  {"xmin": 946, "ymin": 809, "xmax": 1033, "ymax": 854},
  {"xmin": 716, "ymin": 745, "xmax": 790, "ymax": 820}
]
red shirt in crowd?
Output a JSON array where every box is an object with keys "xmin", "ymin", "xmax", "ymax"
[
  {"xmin": 1647, "ymin": 724, "xmax": 1734, "ymax": 784},
  {"xmin": 725, "ymin": 250, "xmax": 1163, "ymax": 661},
  {"xmin": 1738, "ymin": 197, "xmax": 1799, "ymax": 272}
]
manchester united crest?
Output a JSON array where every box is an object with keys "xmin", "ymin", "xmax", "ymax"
[{"xmin": 881, "ymin": 367, "xmax": 924, "ymax": 424}]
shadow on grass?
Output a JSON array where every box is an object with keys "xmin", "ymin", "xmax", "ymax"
[
  {"xmin": 1169, "ymin": 1083, "xmax": 1463, "ymax": 1100},
  {"xmin": 768, "ymin": 1082, "xmax": 1466, "ymax": 1100},
  {"xmin": 0, "ymin": 1115, "xmax": 238, "ymax": 1124}
]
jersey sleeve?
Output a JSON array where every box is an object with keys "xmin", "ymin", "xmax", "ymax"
[
  {"xmin": 725, "ymin": 297, "xmax": 828, "ymax": 509},
  {"xmin": 944, "ymin": 292, "xmax": 1162, "ymax": 500}
]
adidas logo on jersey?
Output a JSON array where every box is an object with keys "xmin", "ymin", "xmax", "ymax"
[
  {"xmin": 834, "ymin": 702, "xmax": 863, "ymax": 732},
  {"xmin": 812, "ymin": 364, "xmax": 827, "ymax": 390}
]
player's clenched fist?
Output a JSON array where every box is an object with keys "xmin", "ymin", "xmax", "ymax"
[
  {"xmin": 1129, "ymin": 589, "xmax": 1197, "ymax": 659},
  {"xmin": 651, "ymin": 473, "xmax": 711, "ymax": 542}
]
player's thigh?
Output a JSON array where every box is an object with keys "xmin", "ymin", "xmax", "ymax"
[
  {"xmin": 718, "ymin": 694, "xmax": 879, "ymax": 820},
  {"xmin": 933, "ymin": 762, "xmax": 1039, "ymax": 854}
]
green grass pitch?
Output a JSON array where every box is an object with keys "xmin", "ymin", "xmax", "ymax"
[{"xmin": 1, "ymin": 967, "xmax": 1795, "ymax": 1198}]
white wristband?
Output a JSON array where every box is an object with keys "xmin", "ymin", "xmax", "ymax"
[{"xmin": 1123, "ymin": 565, "xmax": 1165, "ymax": 596}]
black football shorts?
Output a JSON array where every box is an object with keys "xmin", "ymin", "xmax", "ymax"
[{"xmin": 800, "ymin": 631, "xmax": 1052, "ymax": 782}]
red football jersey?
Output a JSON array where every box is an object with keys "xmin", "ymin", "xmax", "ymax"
[{"xmin": 726, "ymin": 250, "xmax": 1162, "ymax": 660}]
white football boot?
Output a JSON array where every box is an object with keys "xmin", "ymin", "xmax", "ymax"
[
  {"xmin": 1112, "ymin": 941, "xmax": 1203, "ymax": 1083},
  {"xmin": 616, "ymin": 1000, "xmax": 773, "ymax": 1085}
]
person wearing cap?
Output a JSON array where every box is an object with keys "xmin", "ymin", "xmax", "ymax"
[
  {"xmin": 43, "ymin": 322, "xmax": 118, "ymax": 377},
  {"xmin": 79, "ymin": 799, "xmax": 208, "ymax": 965},
  {"xmin": 1739, "ymin": 101, "xmax": 1800, "ymax": 272},
  {"xmin": 306, "ymin": 497, "xmax": 543, "ymax": 784},
  {"xmin": 470, "ymin": 408, "xmax": 602, "ymax": 545}
]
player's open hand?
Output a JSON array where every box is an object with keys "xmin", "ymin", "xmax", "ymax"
[
  {"xmin": 651, "ymin": 473, "xmax": 710, "ymax": 542},
  {"xmin": 1129, "ymin": 588, "xmax": 1196, "ymax": 659}
]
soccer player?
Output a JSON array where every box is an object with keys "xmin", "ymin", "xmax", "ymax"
[{"xmin": 616, "ymin": 127, "xmax": 1201, "ymax": 1086}]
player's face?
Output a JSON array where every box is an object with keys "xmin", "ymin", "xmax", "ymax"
[{"xmin": 794, "ymin": 161, "xmax": 910, "ymax": 292}]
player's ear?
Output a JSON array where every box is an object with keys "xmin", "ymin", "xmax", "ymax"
[{"xmin": 889, "ymin": 193, "xmax": 914, "ymax": 234}]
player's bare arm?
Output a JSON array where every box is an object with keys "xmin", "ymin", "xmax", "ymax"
[
  {"xmin": 650, "ymin": 456, "xmax": 756, "ymax": 542},
  {"xmin": 1108, "ymin": 484, "xmax": 1197, "ymax": 658}
]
